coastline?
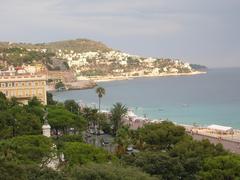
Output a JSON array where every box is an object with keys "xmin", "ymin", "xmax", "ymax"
[
  {"xmin": 48, "ymin": 71, "xmax": 206, "ymax": 91},
  {"xmin": 88, "ymin": 71, "xmax": 207, "ymax": 83}
]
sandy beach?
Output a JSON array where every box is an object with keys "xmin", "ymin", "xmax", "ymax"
[
  {"xmin": 183, "ymin": 125, "xmax": 240, "ymax": 154},
  {"xmin": 190, "ymin": 133, "xmax": 240, "ymax": 154}
]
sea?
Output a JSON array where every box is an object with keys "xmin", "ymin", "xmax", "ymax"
[{"xmin": 52, "ymin": 68, "xmax": 240, "ymax": 129}]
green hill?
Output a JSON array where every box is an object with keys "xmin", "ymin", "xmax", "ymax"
[
  {"xmin": 45, "ymin": 39, "xmax": 112, "ymax": 53},
  {"xmin": 0, "ymin": 39, "xmax": 112, "ymax": 66},
  {"xmin": 0, "ymin": 39, "xmax": 112, "ymax": 53}
]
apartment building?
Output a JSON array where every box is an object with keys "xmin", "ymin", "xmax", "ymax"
[{"xmin": 0, "ymin": 74, "xmax": 47, "ymax": 105}]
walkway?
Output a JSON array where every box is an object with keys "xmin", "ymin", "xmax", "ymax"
[{"xmin": 190, "ymin": 133, "xmax": 240, "ymax": 154}]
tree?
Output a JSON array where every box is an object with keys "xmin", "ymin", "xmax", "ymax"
[
  {"xmin": 82, "ymin": 107, "xmax": 99, "ymax": 130},
  {"xmin": 48, "ymin": 106, "xmax": 86, "ymax": 136},
  {"xmin": 97, "ymin": 113, "xmax": 111, "ymax": 133},
  {"xmin": 64, "ymin": 100, "xmax": 79, "ymax": 114},
  {"xmin": 24, "ymin": 105, "xmax": 45, "ymax": 123},
  {"xmin": 55, "ymin": 82, "xmax": 65, "ymax": 90},
  {"xmin": 169, "ymin": 138, "xmax": 227, "ymax": 179},
  {"xmin": 0, "ymin": 106, "xmax": 42, "ymax": 139},
  {"xmin": 123, "ymin": 151, "xmax": 184, "ymax": 179},
  {"xmin": 13, "ymin": 111, "xmax": 42, "ymax": 136},
  {"xmin": 115, "ymin": 127, "xmax": 132, "ymax": 156},
  {"xmin": 9, "ymin": 97, "xmax": 19, "ymax": 107},
  {"xmin": 96, "ymin": 86, "xmax": 105, "ymax": 112},
  {"xmin": 0, "ymin": 92, "xmax": 8, "ymax": 111},
  {"xmin": 136, "ymin": 121, "xmax": 186, "ymax": 150},
  {"xmin": 47, "ymin": 92, "xmax": 56, "ymax": 105},
  {"xmin": 199, "ymin": 155, "xmax": 240, "ymax": 179},
  {"xmin": 28, "ymin": 97, "xmax": 42, "ymax": 107},
  {"xmin": 0, "ymin": 111, "xmax": 15, "ymax": 139},
  {"xmin": 110, "ymin": 103, "xmax": 128, "ymax": 135},
  {"xmin": 0, "ymin": 135, "xmax": 53, "ymax": 165},
  {"xmin": 69, "ymin": 163, "xmax": 157, "ymax": 180},
  {"xmin": 62, "ymin": 142, "xmax": 115, "ymax": 166}
]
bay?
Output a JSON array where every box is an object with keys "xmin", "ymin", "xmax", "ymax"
[{"xmin": 52, "ymin": 68, "xmax": 240, "ymax": 128}]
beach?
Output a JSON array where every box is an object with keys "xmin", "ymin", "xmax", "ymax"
[
  {"xmin": 190, "ymin": 133, "xmax": 240, "ymax": 154},
  {"xmin": 53, "ymin": 68, "xmax": 240, "ymax": 129}
]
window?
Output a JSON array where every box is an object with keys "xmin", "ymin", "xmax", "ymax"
[
  {"xmin": 26, "ymin": 89, "xmax": 29, "ymax": 96},
  {"xmin": 38, "ymin": 89, "xmax": 42, "ymax": 95},
  {"xmin": 18, "ymin": 90, "xmax": 22, "ymax": 96},
  {"xmin": 1, "ymin": 83, "xmax": 4, "ymax": 87}
]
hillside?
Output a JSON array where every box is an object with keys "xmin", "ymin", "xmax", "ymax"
[
  {"xmin": 0, "ymin": 39, "xmax": 206, "ymax": 80},
  {"xmin": 0, "ymin": 39, "xmax": 112, "ymax": 67},
  {"xmin": 0, "ymin": 39, "xmax": 112, "ymax": 53},
  {"xmin": 45, "ymin": 39, "xmax": 112, "ymax": 53}
]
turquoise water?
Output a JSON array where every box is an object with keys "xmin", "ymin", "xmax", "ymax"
[{"xmin": 52, "ymin": 68, "xmax": 240, "ymax": 128}]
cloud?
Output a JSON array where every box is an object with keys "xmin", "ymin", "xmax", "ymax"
[
  {"xmin": 0, "ymin": 0, "xmax": 239, "ymax": 67},
  {"xmin": 0, "ymin": 0, "xmax": 185, "ymax": 39}
]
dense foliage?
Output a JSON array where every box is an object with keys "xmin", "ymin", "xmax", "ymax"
[
  {"xmin": 120, "ymin": 122, "xmax": 238, "ymax": 180},
  {"xmin": 0, "ymin": 47, "xmax": 54, "ymax": 66},
  {"xmin": 62, "ymin": 142, "xmax": 115, "ymax": 165},
  {"xmin": 0, "ymin": 92, "xmax": 239, "ymax": 180},
  {"xmin": 0, "ymin": 135, "xmax": 53, "ymax": 164},
  {"xmin": 68, "ymin": 163, "xmax": 157, "ymax": 180},
  {"xmin": 110, "ymin": 103, "xmax": 128, "ymax": 135}
]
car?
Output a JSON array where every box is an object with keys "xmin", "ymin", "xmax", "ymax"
[
  {"xmin": 93, "ymin": 130, "xmax": 105, "ymax": 135},
  {"xmin": 127, "ymin": 147, "xmax": 133, "ymax": 152},
  {"xmin": 99, "ymin": 130, "xmax": 105, "ymax": 135},
  {"xmin": 86, "ymin": 134, "xmax": 92, "ymax": 138},
  {"xmin": 103, "ymin": 140, "xmax": 109, "ymax": 145},
  {"xmin": 89, "ymin": 129, "xmax": 94, "ymax": 134}
]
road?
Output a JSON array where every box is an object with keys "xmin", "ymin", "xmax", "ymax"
[{"xmin": 83, "ymin": 131, "xmax": 116, "ymax": 153}]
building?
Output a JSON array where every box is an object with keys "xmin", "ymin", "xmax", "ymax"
[
  {"xmin": 0, "ymin": 65, "xmax": 16, "ymax": 76},
  {"xmin": 35, "ymin": 63, "xmax": 47, "ymax": 74},
  {"xmin": 0, "ymin": 74, "xmax": 47, "ymax": 105},
  {"xmin": 207, "ymin": 124, "xmax": 234, "ymax": 134}
]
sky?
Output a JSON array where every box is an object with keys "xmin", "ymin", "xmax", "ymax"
[{"xmin": 0, "ymin": 0, "xmax": 240, "ymax": 68}]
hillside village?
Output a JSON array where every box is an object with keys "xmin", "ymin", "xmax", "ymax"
[
  {"xmin": 55, "ymin": 50, "xmax": 196, "ymax": 80},
  {"xmin": 0, "ymin": 39, "xmax": 206, "ymax": 89}
]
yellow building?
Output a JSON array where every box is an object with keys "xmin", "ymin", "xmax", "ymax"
[
  {"xmin": 0, "ymin": 74, "xmax": 47, "ymax": 105},
  {"xmin": 35, "ymin": 63, "xmax": 47, "ymax": 74}
]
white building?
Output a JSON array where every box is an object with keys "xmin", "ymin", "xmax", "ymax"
[{"xmin": 207, "ymin": 124, "xmax": 233, "ymax": 134}]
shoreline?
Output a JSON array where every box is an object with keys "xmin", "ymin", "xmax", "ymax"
[
  {"xmin": 48, "ymin": 71, "xmax": 206, "ymax": 91},
  {"xmin": 87, "ymin": 71, "xmax": 207, "ymax": 83}
]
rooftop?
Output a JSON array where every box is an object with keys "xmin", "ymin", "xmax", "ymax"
[{"xmin": 0, "ymin": 74, "xmax": 47, "ymax": 82}]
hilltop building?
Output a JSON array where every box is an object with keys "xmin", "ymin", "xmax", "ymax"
[{"xmin": 0, "ymin": 74, "xmax": 47, "ymax": 105}]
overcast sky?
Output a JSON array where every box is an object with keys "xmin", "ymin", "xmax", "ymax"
[{"xmin": 0, "ymin": 0, "xmax": 239, "ymax": 68}]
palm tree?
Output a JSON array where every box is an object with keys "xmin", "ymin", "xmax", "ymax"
[
  {"xmin": 110, "ymin": 103, "xmax": 128, "ymax": 135},
  {"xmin": 82, "ymin": 107, "xmax": 98, "ymax": 130},
  {"xmin": 96, "ymin": 87, "xmax": 106, "ymax": 112},
  {"xmin": 114, "ymin": 127, "xmax": 131, "ymax": 156}
]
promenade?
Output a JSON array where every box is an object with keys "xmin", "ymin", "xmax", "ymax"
[{"xmin": 189, "ymin": 133, "xmax": 240, "ymax": 154}]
